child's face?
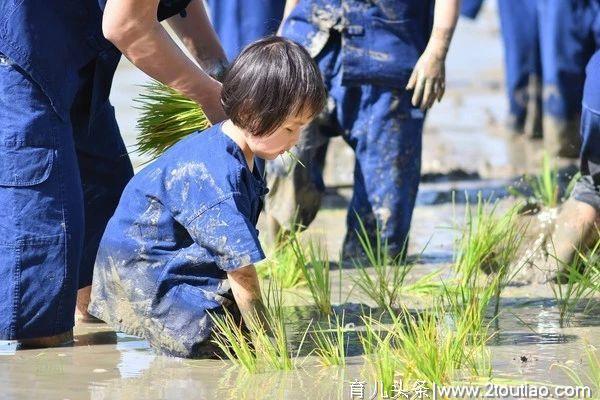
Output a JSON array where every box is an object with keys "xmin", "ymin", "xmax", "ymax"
[{"xmin": 246, "ymin": 110, "xmax": 313, "ymax": 160}]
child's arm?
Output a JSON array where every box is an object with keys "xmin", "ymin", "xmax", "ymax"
[{"xmin": 227, "ymin": 265, "xmax": 270, "ymax": 328}]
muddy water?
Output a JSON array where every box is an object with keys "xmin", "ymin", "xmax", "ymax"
[{"xmin": 2, "ymin": 3, "xmax": 599, "ymax": 399}]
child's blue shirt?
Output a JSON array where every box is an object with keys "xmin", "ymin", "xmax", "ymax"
[{"xmin": 88, "ymin": 123, "xmax": 267, "ymax": 357}]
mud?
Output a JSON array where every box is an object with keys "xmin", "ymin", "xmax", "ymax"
[{"xmin": 1, "ymin": 3, "xmax": 597, "ymax": 399}]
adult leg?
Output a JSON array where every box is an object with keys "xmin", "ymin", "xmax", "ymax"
[
  {"xmin": 497, "ymin": 0, "xmax": 542, "ymax": 137},
  {"xmin": 341, "ymin": 87, "xmax": 424, "ymax": 260},
  {"xmin": 72, "ymin": 55, "xmax": 134, "ymax": 320},
  {"xmin": 0, "ymin": 56, "xmax": 84, "ymax": 345},
  {"xmin": 538, "ymin": 0, "xmax": 595, "ymax": 157},
  {"xmin": 264, "ymin": 32, "xmax": 342, "ymax": 240}
]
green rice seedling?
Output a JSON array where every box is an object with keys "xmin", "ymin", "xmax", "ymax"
[
  {"xmin": 388, "ymin": 304, "xmax": 491, "ymax": 387},
  {"xmin": 553, "ymin": 344, "xmax": 599, "ymax": 393},
  {"xmin": 359, "ymin": 316, "xmax": 401, "ymax": 398},
  {"xmin": 257, "ymin": 217, "xmax": 306, "ymax": 289},
  {"xmin": 509, "ymin": 152, "xmax": 581, "ymax": 208},
  {"xmin": 350, "ymin": 216, "xmax": 412, "ymax": 311},
  {"xmin": 247, "ymin": 280, "xmax": 296, "ymax": 371},
  {"xmin": 210, "ymin": 310, "xmax": 258, "ymax": 373},
  {"xmin": 290, "ymin": 236, "xmax": 332, "ymax": 315},
  {"xmin": 454, "ymin": 194, "xmax": 528, "ymax": 320},
  {"xmin": 311, "ymin": 313, "xmax": 347, "ymax": 367},
  {"xmin": 549, "ymin": 241, "xmax": 600, "ymax": 327},
  {"xmin": 442, "ymin": 260, "xmax": 499, "ymax": 352},
  {"xmin": 211, "ymin": 281, "xmax": 309, "ymax": 372},
  {"xmin": 529, "ymin": 152, "xmax": 560, "ymax": 208},
  {"xmin": 455, "ymin": 194, "xmax": 523, "ymax": 279},
  {"xmin": 134, "ymin": 81, "xmax": 210, "ymax": 159},
  {"xmin": 256, "ymin": 242, "xmax": 305, "ymax": 289}
]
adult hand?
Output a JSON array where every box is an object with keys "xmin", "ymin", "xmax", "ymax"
[
  {"xmin": 407, "ymin": 0, "xmax": 459, "ymax": 110},
  {"xmin": 406, "ymin": 47, "xmax": 446, "ymax": 110},
  {"xmin": 191, "ymin": 77, "xmax": 227, "ymax": 123}
]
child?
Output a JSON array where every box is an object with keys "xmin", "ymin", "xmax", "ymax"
[{"xmin": 88, "ymin": 36, "xmax": 326, "ymax": 358}]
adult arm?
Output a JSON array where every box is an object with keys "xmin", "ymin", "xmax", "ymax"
[
  {"xmin": 102, "ymin": 0, "xmax": 227, "ymax": 122},
  {"xmin": 406, "ymin": 0, "xmax": 460, "ymax": 110},
  {"xmin": 167, "ymin": 0, "xmax": 229, "ymax": 80},
  {"xmin": 277, "ymin": 0, "xmax": 300, "ymax": 35}
]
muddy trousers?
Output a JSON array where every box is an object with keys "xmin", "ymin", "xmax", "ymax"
[
  {"xmin": 497, "ymin": 0, "xmax": 542, "ymax": 136},
  {"xmin": 0, "ymin": 56, "xmax": 133, "ymax": 340},
  {"xmin": 537, "ymin": 0, "xmax": 600, "ymax": 157},
  {"xmin": 265, "ymin": 37, "xmax": 424, "ymax": 259},
  {"xmin": 571, "ymin": 104, "xmax": 600, "ymax": 211}
]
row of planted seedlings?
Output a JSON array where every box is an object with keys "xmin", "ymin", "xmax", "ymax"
[
  {"xmin": 134, "ymin": 83, "xmax": 599, "ymax": 394},
  {"xmin": 206, "ymin": 198, "xmax": 527, "ymax": 398},
  {"xmin": 211, "ymin": 195, "xmax": 600, "ymax": 397}
]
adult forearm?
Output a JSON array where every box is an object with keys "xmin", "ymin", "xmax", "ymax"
[
  {"xmin": 428, "ymin": 0, "xmax": 460, "ymax": 58},
  {"xmin": 168, "ymin": 0, "xmax": 228, "ymax": 77},
  {"xmin": 103, "ymin": 0, "xmax": 226, "ymax": 122}
]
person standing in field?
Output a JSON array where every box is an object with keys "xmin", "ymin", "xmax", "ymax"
[
  {"xmin": 0, "ymin": 0, "xmax": 227, "ymax": 347},
  {"xmin": 265, "ymin": 0, "xmax": 460, "ymax": 262},
  {"xmin": 461, "ymin": 0, "xmax": 542, "ymax": 139},
  {"xmin": 460, "ymin": 0, "xmax": 600, "ymax": 158}
]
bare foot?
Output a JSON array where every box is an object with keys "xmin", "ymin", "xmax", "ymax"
[{"xmin": 76, "ymin": 286, "xmax": 102, "ymax": 323}]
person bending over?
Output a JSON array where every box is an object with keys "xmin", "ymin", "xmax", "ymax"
[{"xmin": 88, "ymin": 37, "xmax": 326, "ymax": 357}]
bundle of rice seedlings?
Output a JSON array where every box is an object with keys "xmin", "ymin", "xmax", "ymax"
[
  {"xmin": 455, "ymin": 193, "xmax": 526, "ymax": 286},
  {"xmin": 210, "ymin": 310, "xmax": 258, "ymax": 373},
  {"xmin": 256, "ymin": 218, "xmax": 306, "ymax": 289},
  {"xmin": 134, "ymin": 81, "xmax": 211, "ymax": 159},
  {"xmin": 256, "ymin": 243, "xmax": 306, "ymax": 289}
]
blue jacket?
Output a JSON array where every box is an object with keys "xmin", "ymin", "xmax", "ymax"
[{"xmin": 282, "ymin": 0, "xmax": 434, "ymax": 88}]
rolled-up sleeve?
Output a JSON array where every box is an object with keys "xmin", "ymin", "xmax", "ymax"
[{"xmin": 186, "ymin": 194, "xmax": 265, "ymax": 272}]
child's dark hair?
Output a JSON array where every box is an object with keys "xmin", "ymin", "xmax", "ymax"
[{"xmin": 221, "ymin": 36, "xmax": 327, "ymax": 136}]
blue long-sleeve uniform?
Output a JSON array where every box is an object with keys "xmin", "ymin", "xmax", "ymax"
[
  {"xmin": 89, "ymin": 124, "xmax": 267, "ymax": 358},
  {"xmin": 206, "ymin": 0, "xmax": 285, "ymax": 61},
  {"xmin": 266, "ymin": 0, "xmax": 433, "ymax": 259},
  {"xmin": 572, "ymin": 50, "xmax": 600, "ymax": 210},
  {"xmin": 0, "ymin": 0, "xmax": 190, "ymax": 340}
]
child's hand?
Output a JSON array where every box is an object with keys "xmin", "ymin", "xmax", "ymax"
[{"xmin": 227, "ymin": 265, "xmax": 270, "ymax": 330}]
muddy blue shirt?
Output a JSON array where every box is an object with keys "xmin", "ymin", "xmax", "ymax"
[
  {"xmin": 282, "ymin": 0, "xmax": 434, "ymax": 88},
  {"xmin": 89, "ymin": 124, "xmax": 267, "ymax": 356},
  {"xmin": 584, "ymin": 50, "xmax": 600, "ymax": 112}
]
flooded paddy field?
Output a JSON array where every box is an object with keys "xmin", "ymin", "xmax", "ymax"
[{"xmin": 2, "ymin": 3, "xmax": 599, "ymax": 399}]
